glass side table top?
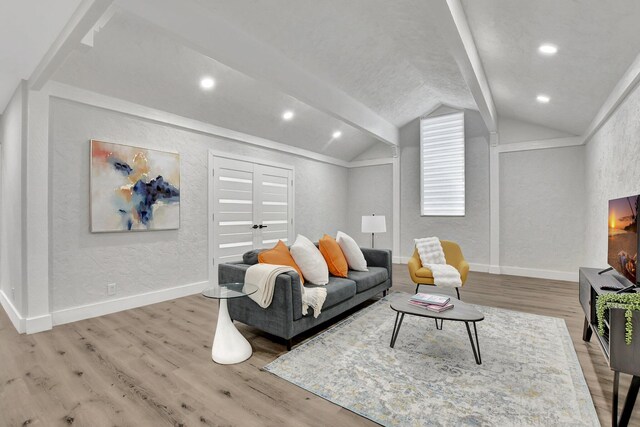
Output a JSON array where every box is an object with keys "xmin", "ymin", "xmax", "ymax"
[{"xmin": 202, "ymin": 283, "xmax": 258, "ymax": 300}]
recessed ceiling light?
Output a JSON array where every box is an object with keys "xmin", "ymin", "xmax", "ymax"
[
  {"xmin": 536, "ymin": 94, "xmax": 550, "ymax": 103},
  {"xmin": 538, "ymin": 44, "xmax": 558, "ymax": 55},
  {"xmin": 200, "ymin": 77, "xmax": 215, "ymax": 90},
  {"xmin": 282, "ymin": 110, "xmax": 294, "ymax": 120},
  {"xmin": 332, "ymin": 131, "xmax": 342, "ymax": 139}
]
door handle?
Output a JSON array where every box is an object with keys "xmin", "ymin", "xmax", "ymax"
[
  {"xmin": 251, "ymin": 224, "xmax": 259, "ymax": 229},
  {"xmin": 259, "ymin": 225, "xmax": 268, "ymax": 229}
]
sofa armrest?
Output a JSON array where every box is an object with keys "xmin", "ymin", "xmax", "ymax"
[
  {"xmin": 360, "ymin": 248, "xmax": 392, "ymax": 287},
  {"xmin": 218, "ymin": 263, "xmax": 304, "ymax": 323}
]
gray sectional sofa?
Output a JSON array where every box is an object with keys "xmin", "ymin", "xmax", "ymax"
[{"xmin": 218, "ymin": 247, "xmax": 392, "ymax": 349}]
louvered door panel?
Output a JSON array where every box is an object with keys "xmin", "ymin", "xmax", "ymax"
[
  {"xmin": 255, "ymin": 165, "xmax": 292, "ymax": 248},
  {"xmin": 213, "ymin": 159, "xmax": 256, "ymax": 263}
]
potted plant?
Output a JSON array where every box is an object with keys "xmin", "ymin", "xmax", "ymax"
[{"xmin": 597, "ymin": 293, "xmax": 640, "ymax": 345}]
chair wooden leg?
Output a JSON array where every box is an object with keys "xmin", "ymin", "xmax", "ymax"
[
  {"xmin": 456, "ymin": 288, "xmax": 460, "ymax": 300},
  {"xmin": 415, "ymin": 284, "xmax": 420, "ymax": 294}
]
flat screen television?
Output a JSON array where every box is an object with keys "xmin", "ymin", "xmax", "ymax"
[{"xmin": 608, "ymin": 194, "xmax": 639, "ymax": 285}]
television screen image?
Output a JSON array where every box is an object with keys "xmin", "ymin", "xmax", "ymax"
[{"xmin": 608, "ymin": 194, "xmax": 639, "ymax": 284}]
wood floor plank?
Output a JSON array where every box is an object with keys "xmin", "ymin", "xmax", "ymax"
[{"xmin": 0, "ymin": 266, "xmax": 638, "ymax": 426}]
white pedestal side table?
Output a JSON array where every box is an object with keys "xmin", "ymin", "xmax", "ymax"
[{"xmin": 202, "ymin": 283, "xmax": 258, "ymax": 364}]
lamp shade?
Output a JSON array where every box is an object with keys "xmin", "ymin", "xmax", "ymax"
[{"xmin": 361, "ymin": 215, "xmax": 386, "ymax": 233}]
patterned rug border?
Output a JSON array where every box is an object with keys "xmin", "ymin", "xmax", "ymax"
[{"xmin": 263, "ymin": 292, "xmax": 598, "ymax": 426}]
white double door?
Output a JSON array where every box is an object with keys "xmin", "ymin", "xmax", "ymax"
[{"xmin": 210, "ymin": 154, "xmax": 294, "ymax": 281}]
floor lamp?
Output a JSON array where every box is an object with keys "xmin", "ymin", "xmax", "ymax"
[{"xmin": 361, "ymin": 214, "xmax": 386, "ymax": 248}]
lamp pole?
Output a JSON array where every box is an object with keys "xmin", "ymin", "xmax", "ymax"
[{"xmin": 371, "ymin": 213, "xmax": 376, "ymax": 248}]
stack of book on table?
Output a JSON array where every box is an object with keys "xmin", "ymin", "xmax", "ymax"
[{"xmin": 408, "ymin": 293, "xmax": 454, "ymax": 312}]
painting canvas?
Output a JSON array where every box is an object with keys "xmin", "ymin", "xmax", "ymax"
[{"xmin": 90, "ymin": 140, "xmax": 180, "ymax": 232}]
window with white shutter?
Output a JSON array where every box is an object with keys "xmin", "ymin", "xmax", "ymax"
[{"xmin": 420, "ymin": 112, "xmax": 465, "ymax": 216}]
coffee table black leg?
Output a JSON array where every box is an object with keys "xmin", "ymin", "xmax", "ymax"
[
  {"xmin": 435, "ymin": 318, "xmax": 443, "ymax": 330},
  {"xmin": 390, "ymin": 313, "xmax": 405, "ymax": 348},
  {"xmin": 465, "ymin": 322, "xmax": 482, "ymax": 365},
  {"xmin": 390, "ymin": 312, "xmax": 400, "ymax": 347}
]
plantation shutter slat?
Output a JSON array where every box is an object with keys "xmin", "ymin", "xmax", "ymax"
[{"xmin": 420, "ymin": 112, "xmax": 465, "ymax": 216}]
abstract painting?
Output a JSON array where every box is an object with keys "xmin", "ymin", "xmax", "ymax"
[{"xmin": 90, "ymin": 140, "xmax": 180, "ymax": 232}]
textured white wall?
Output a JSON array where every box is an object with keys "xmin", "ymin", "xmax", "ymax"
[
  {"xmin": 347, "ymin": 164, "xmax": 393, "ymax": 249},
  {"xmin": 399, "ymin": 117, "xmax": 491, "ymax": 263},
  {"xmin": 0, "ymin": 82, "xmax": 25, "ymax": 314},
  {"xmin": 50, "ymin": 99, "xmax": 349, "ymax": 311},
  {"xmin": 585, "ymin": 82, "xmax": 640, "ymax": 268},
  {"xmin": 500, "ymin": 146, "xmax": 585, "ymax": 272},
  {"xmin": 351, "ymin": 142, "xmax": 394, "ymax": 161},
  {"xmin": 498, "ymin": 117, "xmax": 574, "ymax": 144}
]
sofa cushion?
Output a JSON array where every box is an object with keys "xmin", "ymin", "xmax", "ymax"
[
  {"xmin": 336, "ymin": 231, "xmax": 368, "ymax": 271},
  {"xmin": 305, "ymin": 277, "xmax": 356, "ymax": 310},
  {"xmin": 347, "ymin": 267, "xmax": 389, "ymax": 293},
  {"xmin": 290, "ymin": 235, "xmax": 329, "ymax": 285},
  {"xmin": 319, "ymin": 234, "xmax": 348, "ymax": 278},
  {"xmin": 243, "ymin": 249, "xmax": 264, "ymax": 265},
  {"xmin": 258, "ymin": 241, "xmax": 305, "ymax": 284}
]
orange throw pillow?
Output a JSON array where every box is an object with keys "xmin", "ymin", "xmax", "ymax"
[
  {"xmin": 258, "ymin": 240, "xmax": 305, "ymax": 284},
  {"xmin": 319, "ymin": 234, "xmax": 348, "ymax": 278}
]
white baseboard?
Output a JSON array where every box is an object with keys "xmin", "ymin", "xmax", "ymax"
[
  {"xmin": 469, "ymin": 263, "xmax": 491, "ymax": 273},
  {"xmin": 0, "ymin": 289, "xmax": 25, "ymax": 333},
  {"xmin": 499, "ymin": 266, "xmax": 578, "ymax": 282},
  {"xmin": 395, "ymin": 257, "xmax": 489, "ymax": 273},
  {"xmin": 25, "ymin": 314, "xmax": 53, "ymax": 334},
  {"xmin": 488, "ymin": 265, "xmax": 502, "ymax": 274},
  {"xmin": 52, "ymin": 280, "xmax": 210, "ymax": 326},
  {"xmin": 393, "ymin": 258, "xmax": 577, "ymax": 282}
]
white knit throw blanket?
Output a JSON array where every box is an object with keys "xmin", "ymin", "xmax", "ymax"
[
  {"xmin": 244, "ymin": 264, "xmax": 327, "ymax": 318},
  {"xmin": 414, "ymin": 237, "xmax": 462, "ymax": 288}
]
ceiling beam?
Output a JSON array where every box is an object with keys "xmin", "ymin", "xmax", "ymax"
[
  {"xmin": 29, "ymin": 0, "xmax": 115, "ymax": 90},
  {"xmin": 582, "ymin": 52, "xmax": 640, "ymax": 144},
  {"xmin": 432, "ymin": 0, "xmax": 497, "ymax": 133},
  {"xmin": 115, "ymin": 0, "xmax": 398, "ymax": 146}
]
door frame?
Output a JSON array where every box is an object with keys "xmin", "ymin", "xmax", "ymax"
[{"xmin": 208, "ymin": 150, "xmax": 295, "ymax": 285}]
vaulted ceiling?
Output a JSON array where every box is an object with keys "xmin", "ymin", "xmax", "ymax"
[
  {"xmin": 0, "ymin": 0, "xmax": 81, "ymax": 109},
  {"xmin": 53, "ymin": 13, "xmax": 379, "ymax": 161},
  {"xmin": 462, "ymin": 0, "xmax": 640, "ymax": 136},
  {"xmin": 199, "ymin": 0, "xmax": 476, "ymax": 128},
  {"xmin": 4, "ymin": 0, "xmax": 640, "ymax": 159}
]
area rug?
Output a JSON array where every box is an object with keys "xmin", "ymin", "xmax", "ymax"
[{"xmin": 264, "ymin": 293, "xmax": 599, "ymax": 426}]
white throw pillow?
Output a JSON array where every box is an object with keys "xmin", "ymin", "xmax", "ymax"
[
  {"xmin": 336, "ymin": 231, "xmax": 368, "ymax": 272},
  {"xmin": 290, "ymin": 235, "xmax": 329, "ymax": 285}
]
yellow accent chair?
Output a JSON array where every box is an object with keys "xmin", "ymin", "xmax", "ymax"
[{"xmin": 407, "ymin": 240, "xmax": 469, "ymax": 299}]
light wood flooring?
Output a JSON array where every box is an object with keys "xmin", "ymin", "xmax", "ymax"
[{"xmin": 1, "ymin": 266, "xmax": 638, "ymax": 426}]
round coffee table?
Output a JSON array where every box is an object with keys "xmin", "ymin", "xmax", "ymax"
[
  {"xmin": 202, "ymin": 283, "xmax": 258, "ymax": 364},
  {"xmin": 389, "ymin": 293, "xmax": 485, "ymax": 364}
]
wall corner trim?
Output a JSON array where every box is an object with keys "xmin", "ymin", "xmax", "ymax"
[
  {"xmin": 496, "ymin": 136, "xmax": 583, "ymax": 153},
  {"xmin": 0, "ymin": 290, "xmax": 25, "ymax": 333},
  {"xmin": 25, "ymin": 314, "xmax": 53, "ymax": 334}
]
